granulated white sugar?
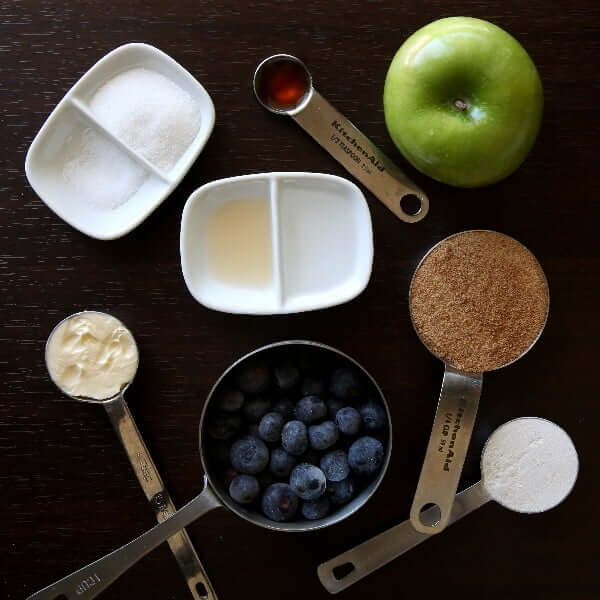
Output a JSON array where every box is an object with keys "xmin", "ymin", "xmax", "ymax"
[
  {"xmin": 481, "ymin": 418, "xmax": 578, "ymax": 513},
  {"xmin": 62, "ymin": 127, "xmax": 147, "ymax": 210},
  {"xmin": 89, "ymin": 67, "xmax": 202, "ymax": 171}
]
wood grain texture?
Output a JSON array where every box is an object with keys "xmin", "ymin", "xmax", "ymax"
[{"xmin": 1, "ymin": 0, "xmax": 599, "ymax": 598}]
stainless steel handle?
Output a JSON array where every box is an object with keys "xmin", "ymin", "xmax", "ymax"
[
  {"xmin": 103, "ymin": 395, "xmax": 217, "ymax": 600},
  {"xmin": 26, "ymin": 479, "xmax": 221, "ymax": 600},
  {"xmin": 409, "ymin": 366, "xmax": 483, "ymax": 533},
  {"xmin": 292, "ymin": 89, "xmax": 429, "ymax": 223},
  {"xmin": 317, "ymin": 481, "xmax": 490, "ymax": 594}
]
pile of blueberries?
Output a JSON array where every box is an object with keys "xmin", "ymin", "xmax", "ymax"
[{"xmin": 204, "ymin": 349, "xmax": 388, "ymax": 523}]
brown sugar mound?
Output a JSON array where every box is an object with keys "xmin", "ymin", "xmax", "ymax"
[{"xmin": 409, "ymin": 231, "xmax": 549, "ymax": 373}]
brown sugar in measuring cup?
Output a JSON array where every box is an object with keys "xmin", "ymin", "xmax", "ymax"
[{"xmin": 407, "ymin": 230, "xmax": 549, "ymax": 534}]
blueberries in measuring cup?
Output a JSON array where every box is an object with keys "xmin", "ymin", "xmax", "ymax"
[
  {"xmin": 238, "ymin": 361, "xmax": 271, "ymax": 394},
  {"xmin": 229, "ymin": 475, "xmax": 260, "ymax": 505},
  {"xmin": 261, "ymin": 483, "xmax": 299, "ymax": 522},
  {"xmin": 205, "ymin": 349, "xmax": 389, "ymax": 523},
  {"xmin": 295, "ymin": 395, "xmax": 327, "ymax": 424},
  {"xmin": 290, "ymin": 464, "xmax": 327, "ymax": 500},
  {"xmin": 281, "ymin": 420, "xmax": 309, "ymax": 456}
]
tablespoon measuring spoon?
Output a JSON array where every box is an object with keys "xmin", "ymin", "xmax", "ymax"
[
  {"xmin": 317, "ymin": 417, "xmax": 578, "ymax": 594},
  {"xmin": 44, "ymin": 311, "xmax": 216, "ymax": 600},
  {"xmin": 253, "ymin": 54, "xmax": 429, "ymax": 223}
]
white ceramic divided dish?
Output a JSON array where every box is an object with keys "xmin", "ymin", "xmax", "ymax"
[
  {"xmin": 25, "ymin": 43, "xmax": 215, "ymax": 240},
  {"xmin": 180, "ymin": 173, "xmax": 373, "ymax": 314}
]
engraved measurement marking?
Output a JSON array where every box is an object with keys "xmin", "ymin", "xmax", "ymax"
[
  {"xmin": 76, "ymin": 573, "xmax": 101, "ymax": 595},
  {"xmin": 437, "ymin": 407, "xmax": 466, "ymax": 472},
  {"xmin": 136, "ymin": 451, "xmax": 153, "ymax": 482},
  {"xmin": 329, "ymin": 119, "xmax": 385, "ymax": 173}
]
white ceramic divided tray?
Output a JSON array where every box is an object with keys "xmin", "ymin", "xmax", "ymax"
[
  {"xmin": 25, "ymin": 43, "xmax": 215, "ymax": 240},
  {"xmin": 181, "ymin": 172, "xmax": 373, "ymax": 315}
]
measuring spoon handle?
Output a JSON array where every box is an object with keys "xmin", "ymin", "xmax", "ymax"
[
  {"xmin": 292, "ymin": 89, "xmax": 429, "ymax": 223},
  {"xmin": 317, "ymin": 481, "xmax": 490, "ymax": 594},
  {"xmin": 409, "ymin": 366, "xmax": 483, "ymax": 533},
  {"xmin": 104, "ymin": 395, "xmax": 217, "ymax": 600},
  {"xmin": 26, "ymin": 480, "xmax": 221, "ymax": 600}
]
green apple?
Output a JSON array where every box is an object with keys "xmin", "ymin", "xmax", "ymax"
[{"xmin": 383, "ymin": 17, "xmax": 543, "ymax": 187}]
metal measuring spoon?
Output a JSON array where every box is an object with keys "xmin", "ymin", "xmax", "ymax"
[
  {"xmin": 317, "ymin": 417, "xmax": 578, "ymax": 594},
  {"xmin": 28, "ymin": 340, "xmax": 392, "ymax": 600},
  {"xmin": 44, "ymin": 311, "xmax": 216, "ymax": 600},
  {"xmin": 253, "ymin": 54, "xmax": 429, "ymax": 224},
  {"xmin": 407, "ymin": 231, "xmax": 549, "ymax": 535}
]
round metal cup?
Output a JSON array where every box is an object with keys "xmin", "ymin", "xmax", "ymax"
[
  {"xmin": 199, "ymin": 340, "xmax": 392, "ymax": 532},
  {"xmin": 408, "ymin": 229, "xmax": 550, "ymax": 373},
  {"xmin": 480, "ymin": 417, "xmax": 579, "ymax": 514},
  {"xmin": 45, "ymin": 310, "xmax": 139, "ymax": 403},
  {"xmin": 253, "ymin": 54, "xmax": 314, "ymax": 115}
]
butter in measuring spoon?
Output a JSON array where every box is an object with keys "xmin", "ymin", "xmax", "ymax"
[{"xmin": 46, "ymin": 312, "xmax": 138, "ymax": 400}]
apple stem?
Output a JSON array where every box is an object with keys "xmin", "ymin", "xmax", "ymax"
[{"xmin": 454, "ymin": 98, "xmax": 469, "ymax": 111}]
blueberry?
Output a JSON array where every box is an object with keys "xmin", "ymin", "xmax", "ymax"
[
  {"xmin": 230, "ymin": 436, "xmax": 269, "ymax": 474},
  {"xmin": 290, "ymin": 463, "xmax": 327, "ymax": 500},
  {"xmin": 308, "ymin": 421, "xmax": 339, "ymax": 451},
  {"xmin": 229, "ymin": 474, "xmax": 260, "ymax": 505},
  {"xmin": 208, "ymin": 440, "xmax": 230, "ymax": 464},
  {"xmin": 348, "ymin": 436, "xmax": 384, "ymax": 477},
  {"xmin": 300, "ymin": 377, "xmax": 325, "ymax": 397},
  {"xmin": 272, "ymin": 398, "xmax": 295, "ymax": 421},
  {"xmin": 206, "ymin": 412, "xmax": 242, "ymax": 440},
  {"xmin": 269, "ymin": 447, "xmax": 297, "ymax": 478},
  {"xmin": 329, "ymin": 368, "xmax": 362, "ymax": 400},
  {"xmin": 261, "ymin": 483, "xmax": 299, "ymax": 522},
  {"xmin": 327, "ymin": 477, "xmax": 355, "ymax": 505},
  {"xmin": 258, "ymin": 412, "xmax": 284, "ymax": 443},
  {"xmin": 320, "ymin": 449, "xmax": 350, "ymax": 482},
  {"xmin": 274, "ymin": 362, "xmax": 300, "ymax": 391},
  {"xmin": 295, "ymin": 395, "xmax": 327, "ymax": 424},
  {"xmin": 326, "ymin": 397, "xmax": 345, "ymax": 419},
  {"xmin": 222, "ymin": 466, "xmax": 239, "ymax": 488},
  {"xmin": 238, "ymin": 361, "xmax": 270, "ymax": 394},
  {"xmin": 215, "ymin": 389, "xmax": 244, "ymax": 412},
  {"xmin": 335, "ymin": 407, "xmax": 361, "ymax": 436},
  {"xmin": 301, "ymin": 496, "xmax": 331, "ymax": 520},
  {"xmin": 242, "ymin": 396, "xmax": 271, "ymax": 423},
  {"xmin": 359, "ymin": 401, "xmax": 387, "ymax": 431},
  {"xmin": 281, "ymin": 420, "xmax": 308, "ymax": 456}
]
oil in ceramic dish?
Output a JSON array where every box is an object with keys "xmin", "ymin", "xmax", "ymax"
[{"xmin": 205, "ymin": 197, "xmax": 273, "ymax": 287}]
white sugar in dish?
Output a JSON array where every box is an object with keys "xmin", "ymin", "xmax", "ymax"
[
  {"xmin": 481, "ymin": 417, "xmax": 578, "ymax": 513},
  {"xmin": 89, "ymin": 67, "xmax": 202, "ymax": 171},
  {"xmin": 61, "ymin": 127, "xmax": 147, "ymax": 210}
]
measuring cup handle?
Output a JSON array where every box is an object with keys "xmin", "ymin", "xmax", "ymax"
[
  {"xmin": 26, "ymin": 479, "xmax": 221, "ymax": 600},
  {"xmin": 104, "ymin": 395, "xmax": 218, "ymax": 600},
  {"xmin": 317, "ymin": 482, "xmax": 490, "ymax": 594},
  {"xmin": 409, "ymin": 366, "xmax": 483, "ymax": 534}
]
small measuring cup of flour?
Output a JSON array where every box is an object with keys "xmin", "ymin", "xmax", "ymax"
[
  {"xmin": 45, "ymin": 311, "xmax": 216, "ymax": 600},
  {"xmin": 317, "ymin": 417, "xmax": 578, "ymax": 594},
  {"xmin": 407, "ymin": 230, "xmax": 550, "ymax": 534}
]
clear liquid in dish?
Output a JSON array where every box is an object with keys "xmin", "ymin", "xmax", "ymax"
[{"xmin": 205, "ymin": 196, "xmax": 273, "ymax": 288}]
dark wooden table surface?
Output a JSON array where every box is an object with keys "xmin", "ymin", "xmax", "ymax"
[{"xmin": 2, "ymin": 1, "xmax": 599, "ymax": 598}]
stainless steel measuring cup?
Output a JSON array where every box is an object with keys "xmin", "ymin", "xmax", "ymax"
[
  {"xmin": 29, "ymin": 340, "xmax": 392, "ymax": 600},
  {"xmin": 318, "ymin": 417, "xmax": 578, "ymax": 594},
  {"xmin": 44, "ymin": 311, "xmax": 216, "ymax": 600},
  {"xmin": 407, "ymin": 231, "xmax": 549, "ymax": 534},
  {"xmin": 253, "ymin": 54, "xmax": 429, "ymax": 224}
]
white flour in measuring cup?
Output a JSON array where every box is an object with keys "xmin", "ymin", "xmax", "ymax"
[{"xmin": 481, "ymin": 417, "xmax": 578, "ymax": 513}]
